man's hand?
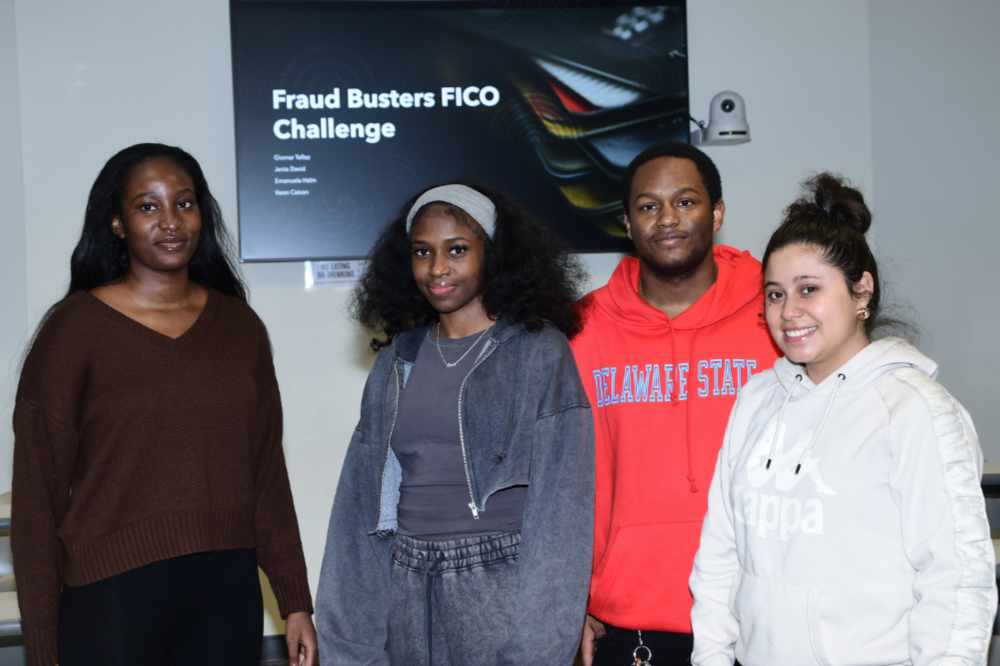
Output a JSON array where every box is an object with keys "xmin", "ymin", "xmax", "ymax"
[
  {"xmin": 285, "ymin": 611, "xmax": 318, "ymax": 666},
  {"xmin": 580, "ymin": 614, "xmax": 606, "ymax": 666}
]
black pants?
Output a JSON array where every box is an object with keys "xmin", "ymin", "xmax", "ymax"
[
  {"xmin": 593, "ymin": 624, "xmax": 692, "ymax": 665},
  {"xmin": 58, "ymin": 549, "xmax": 263, "ymax": 666}
]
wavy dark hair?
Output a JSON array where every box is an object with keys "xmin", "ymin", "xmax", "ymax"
[
  {"xmin": 67, "ymin": 143, "xmax": 246, "ymax": 300},
  {"xmin": 764, "ymin": 173, "xmax": 908, "ymax": 337},
  {"xmin": 354, "ymin": 182, "xmax": 586, "ymax": 350}
]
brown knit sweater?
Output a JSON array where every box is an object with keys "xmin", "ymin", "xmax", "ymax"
[{"xmin": 11, "ymin": 290, "xmax": 313, "ymax": 666}]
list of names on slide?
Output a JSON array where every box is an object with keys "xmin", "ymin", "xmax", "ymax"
[{"xmin": 272, "ymin": 153, "xmax": 315, "ymax": 198}]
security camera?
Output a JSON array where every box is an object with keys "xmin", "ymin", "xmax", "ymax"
[{"xmin": 690, "ymin": 90, "xmax": 750, "ymax": 146}]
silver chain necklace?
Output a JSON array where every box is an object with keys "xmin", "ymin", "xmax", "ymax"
[{"xmin": 435, "ymin": 322, "xmax": 491, "ymax": 368}]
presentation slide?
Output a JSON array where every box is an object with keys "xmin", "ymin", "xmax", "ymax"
[{"xmin": 231, "ymin": 1, "xmax": 688, "ymax": 261}]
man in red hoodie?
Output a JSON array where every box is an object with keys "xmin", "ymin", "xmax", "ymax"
[{"xmin": 572, "ymin": 142, "xmax": 778, "ymax": 665}]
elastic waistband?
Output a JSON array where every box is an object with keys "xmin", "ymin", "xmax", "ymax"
[{"xmin": 392, "ymin": 531, "xmax": 520, "ymax": 574}]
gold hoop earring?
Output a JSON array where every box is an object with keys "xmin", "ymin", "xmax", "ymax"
[{"xmin": 857, "ymin": 306, "xmax": 871, "ymax": 321}]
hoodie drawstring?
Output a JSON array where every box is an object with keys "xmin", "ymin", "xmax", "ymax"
[
  {"xmin": 662, "ymin": 316, "xmax": 698, "ymax": 493},
  {"xmin": 765, "ymin": 374, "xmax": 802, "ymax": 470},
  {"xmin": 666, "ymin": 319, "xmax": 679, "ymax": 405},
  {"xmin": 794, "ymin": 372, "xmax": 846, "ymax": 474},
  {"xmin": 683, "ymin": 327, "xmax": 700, "ymax": 493},
  {"xmin": 765, "ymin": 372, "xmax": 846, "ymax": 473}
]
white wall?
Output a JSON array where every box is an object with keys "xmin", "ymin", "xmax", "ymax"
[
  {"xmin": 688, "ymin": 2, "xmax": 873, "ymax": 256},
  {"xmin": 5, "ymin": 0, "xmax": 876, "ymax": 634},
  {"xmin": 870, "ymin": 0, "xmax": 1000, "ymax": 459},
  {"xmin": 0, "ymin": 0, "xmax": 27, "ymax": 495}
]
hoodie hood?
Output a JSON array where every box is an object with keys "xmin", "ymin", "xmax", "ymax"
[
  {"xmin": 773, "ymin": 336, "xmax": 938, "ymax": 396},
  {"xmin": 764, "ymin": 337, "xmax": 937, "ymax": 474},
  {"xmin": 595, "ymin": 245, "xmax": 764, "ymax": 332}
]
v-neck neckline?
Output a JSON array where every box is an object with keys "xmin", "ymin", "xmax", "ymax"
[{"xmin": 82, "ymin": 288, "xmax": 218, "ymax": 345}]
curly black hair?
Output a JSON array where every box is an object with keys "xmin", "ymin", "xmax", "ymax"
[{"xmin": 354, "ymin": 182, "xmax": 586, "ymax": 350}]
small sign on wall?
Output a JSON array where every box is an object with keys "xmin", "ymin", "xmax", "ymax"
[{"xmin": 304, "ymin": 260, "xmax": 368, "ymax": 288}]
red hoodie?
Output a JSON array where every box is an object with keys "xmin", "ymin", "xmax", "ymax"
[{"xmin": 571, "ymin": 246, "xmax": 779, "ymax": 633}]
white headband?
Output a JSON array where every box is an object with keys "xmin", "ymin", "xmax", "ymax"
[{"xmin": 405, "ymin": 184, "xmax": 497, "ymax": 238}]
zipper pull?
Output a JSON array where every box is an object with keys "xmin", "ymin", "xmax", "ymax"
[{"xmin": 468, "ymin": 502, "xmax": 480, "ymax": 519}]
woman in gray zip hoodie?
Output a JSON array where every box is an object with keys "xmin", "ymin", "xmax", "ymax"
[{"xmin": 316, "ymin": 183, "xmax": 595, "ymax": 666}]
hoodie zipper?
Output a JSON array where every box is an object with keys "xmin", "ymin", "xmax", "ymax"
[
  {"xmin": 457, "ymin": 337, "xmax": 499, "ymax": 519},
  {"xmin": 373, "ymin": 359, "xmax": 403, "ymax": 530}
]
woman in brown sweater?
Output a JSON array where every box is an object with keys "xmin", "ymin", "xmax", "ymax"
[{"xmin": 12, "ymin": 143, "xmax": 316, "ymax": 666}]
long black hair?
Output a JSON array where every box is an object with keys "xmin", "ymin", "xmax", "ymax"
[
  {"xmin": 354, "ymin": 182, "xmax": 586, "ymax": 350},
  {"xmin": 67, "ymin": 143, "xmax": 246, "ymax": 300}
]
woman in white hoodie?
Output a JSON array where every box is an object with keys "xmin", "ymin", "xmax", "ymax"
[{"xmin": 690, "ymin": 173, "xmax": 996, "ymax": 666}]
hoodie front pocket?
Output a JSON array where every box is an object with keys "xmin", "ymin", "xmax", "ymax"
[
  {"xmin": 733, "ymin": 572, "xmax": 823, "ymax": 665},
  {"xmin": 808, "ymin": 582, "xmax": 910, "ymax": 666},
  {"xmin": 590, "ymin": 522, "xmax": 701, "ymax": 624}
]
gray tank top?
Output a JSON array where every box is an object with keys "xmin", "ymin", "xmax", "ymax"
[{"xmin": 392, "ymin": 330, "xmax": 527, "ymax": 538}]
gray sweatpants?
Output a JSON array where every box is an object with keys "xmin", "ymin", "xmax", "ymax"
[{"xmin": 387, "ymin": 532, "xmax": 521, "ymax": 666}]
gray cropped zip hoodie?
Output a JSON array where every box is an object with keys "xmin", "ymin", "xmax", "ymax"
[{"xmin": 316, "ymin": 320, "xmax": 595, "ymax": 665}]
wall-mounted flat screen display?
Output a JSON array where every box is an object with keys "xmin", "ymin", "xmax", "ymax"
[{"xmin": 231, "ymin": 0, "xmax": 689, "ymax": 261}]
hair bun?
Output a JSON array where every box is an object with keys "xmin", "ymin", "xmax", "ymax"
[{"xmin": 809, "ymin": 172, "xmax": 871, "ymax": 234}]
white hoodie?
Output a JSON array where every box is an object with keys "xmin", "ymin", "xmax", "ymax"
[{"xmin": 690, "ymin": 338, "xmax": 996, "ymax": 666}]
